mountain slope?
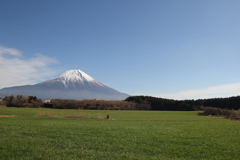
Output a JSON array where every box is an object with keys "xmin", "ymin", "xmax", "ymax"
[{"xmin": 0, "ymin": 70, "xmax": 129, "ymax": 100}]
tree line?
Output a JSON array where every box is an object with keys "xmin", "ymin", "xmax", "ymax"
[
  {"xmin": 124, "ymin": 95, "xmax": 240, "ymax": 111},
  {"xmin": 2, "ymin": 95, "xmax": 240, "ymax": 111},
  {"xmin": 3, "ymin": 95, "xmax": 42, "ymax": 108},
  {"xmin": 49, "ymin": 99, "xmax": 150, "ymax": 110},
  {"xmin": 2, "ymin": 95, "xmax": 150, "ymax": 110}
]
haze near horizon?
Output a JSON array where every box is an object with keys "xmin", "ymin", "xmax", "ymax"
[{"xmin": 0, "ymin": 0, "xmax": 239, "ymax": 100}]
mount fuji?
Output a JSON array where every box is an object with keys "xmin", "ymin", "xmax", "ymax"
[{"xmin": 0, "ymin": 70, "xmax": 129, "ymax": 100}]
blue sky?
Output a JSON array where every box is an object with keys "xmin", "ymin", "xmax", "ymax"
[{"xmin": 0, "ymin": 0, "xmax": 240, "ymax": 99}]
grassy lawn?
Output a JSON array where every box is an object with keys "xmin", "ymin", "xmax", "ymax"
[{"xmin": 0, "ymin": 107, "xmax": 239, "ymax": 159}]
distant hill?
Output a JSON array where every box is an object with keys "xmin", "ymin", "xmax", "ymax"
[{"xmin": 0, "ymin": 70, "xmax": 129, "ymax": 100}]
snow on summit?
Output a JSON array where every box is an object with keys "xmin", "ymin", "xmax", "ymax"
[
  {"xmin": 42, "ymin": 69, "xmax": 104, "ymax": 87},
  {"xmin": 56, "ymin": 70, "xmax": 95, "ymax": 82}
]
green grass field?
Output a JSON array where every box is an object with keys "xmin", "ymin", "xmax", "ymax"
[{"xmin": 0, "ymin": 106, "xmax": 239, "ymax": 159}]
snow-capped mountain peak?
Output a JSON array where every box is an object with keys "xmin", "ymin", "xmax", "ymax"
[
  {"xmin": 55, "ymin": 70, "xmax": 95, "ymax": 83},
  {"xmin": 0, "ymin": 69, "xmax": 129, "ymax": 100},
  {"xmin": 41, "ymin": 69, "xmax": 104, "ymax": 87}
]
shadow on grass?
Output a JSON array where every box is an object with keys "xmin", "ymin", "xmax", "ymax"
[
  {"xmin": 34, "ymin": 113, "xmax": 113, "ymax": 120},
  {"xmin": 197, "ymin": 112, "xmax": 205, "ymax": 116}
]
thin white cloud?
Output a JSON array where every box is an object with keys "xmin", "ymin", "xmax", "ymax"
[
  {"xmin": 0, "ymin": 46, "xmax": 58, "ymax": 89},
  {"xmin": 0, "ymin": 45, "xmax": 22, "ymax": 56},
  {"xmin": 156, "ymin": 82, "xmax": 240, "ymax": 100}
]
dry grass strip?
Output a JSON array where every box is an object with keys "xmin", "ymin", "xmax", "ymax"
[{"xmin": 0, "ymin": 115, "xmax": 15, "ymax": 117}]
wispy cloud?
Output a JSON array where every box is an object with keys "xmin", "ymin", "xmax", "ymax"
[
  {"xmin": 156, "ymin": 82, "xmax": 240, "ymax": 100},
  {"xmin": 0, "ymin": 46, "xmax": 22, "ymax": 56},
  {"xmin": 0, "ymin": 46, "xmax": 58, "ymax": 89}
]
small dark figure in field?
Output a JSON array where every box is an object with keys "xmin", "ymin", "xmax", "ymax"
[{"xmin": 106, "ymin": 115, "xmax": 109, "ymax": 119}]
